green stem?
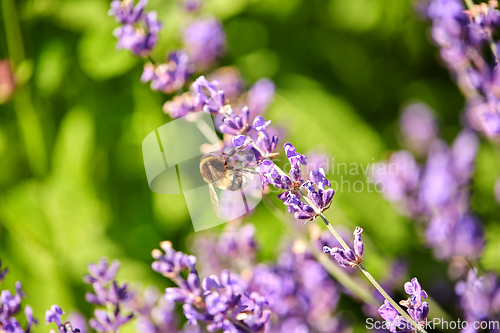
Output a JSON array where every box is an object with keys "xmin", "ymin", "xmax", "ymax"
[
  {"xmin": 288, "ymin": 174, "xmax": 427, "ymax": 332},
  {"xmin": 2, "ymin": 0, "xmax": 47, "ymax": 177},
  {"xmin": 319, "ymin": 214, "xmax": 427, "ymax": 333},
  {"xmin": 262, "ymin": 196, "xmax": 380, "ymax": 307}
]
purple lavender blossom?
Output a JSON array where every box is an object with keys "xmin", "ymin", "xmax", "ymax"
[
  {"xmin": 323, "ymin": 227, "xmax": 363, "ymax": 268},
  {"xmin": 109, "ymin": 0, "xmax": 147, "ymax": 24},
  {"xmin": 246, "ymin": 79, "xmax": 275, "ymax": 119},
  {"xmin": 84, "ymin": 259, "xmax": 133, "ymax": 332},
  {"xmin": 128, "ymin": 286, "xmax": 178, "ymax": 333},
  {"xmin": 372, "ymin": 151, "xmax": 421, "ymax": 216},
  {"xmin": 89, "ymin": 309, "xmax": 133, "ymax": 333},
  {"xmin": 113, "ymin": 11, "xmax": 162, "ymax": 56},
  {"xmin": 183, "ymin": 0, "xmax": 201, "ymax": 12},
  {"xmin": 400, "ymin": 103, "xmax": 438, "ymax": 156},
  {"xmin": 141, "ymin": 51, "xmax": 193, "ymax": 93},
  {"xmin": 378, "ymin": 278, "xmax": 429, "ymax": 333},
  {"xmin": 258, "ymin": 143, "xmax": 335, "ymax": 221},
  {"xmin": 378, "ymin": 300, "xmax": 411, "ymax": 333},
  {"xmin": 151, "ymin": 241, "xmax": 271, "ymax": 333},
  {"xmin": 46, "ymin": 305, "xmax": 82, "ymax": 333},
  {"xmin": 183, "ymin": 19, "xmax": 225, "ymax": 69},
  {"xmin": 208, "ymin": 67, "xmax": 244, "ymax": 102},
  {"xmin": 456, "ymin": 268, "xmax": 500, "ymax": 327},
  {"xmin": 191, "ymin": 76, "xmax": 225, "ymax": 114},
  {"xmin": 0, "ymin": 275, "xmax": 36, "ymax": 333},
  {"xmin": 426, "ymin": 0, "xmax": 500, "ymax": 140},
  {"xmin": 219, "ymin": 106, "xmax": 250, "ymax": 135},
  {"xmin": 403, "ymin": 278, "xmax": 429, "ymax": 323},
  {"xmin": 163, "ymin": 92, "xmax": 196, "ymax": 119}
]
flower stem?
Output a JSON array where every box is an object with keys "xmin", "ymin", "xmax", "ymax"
[
  {"xmin": 319, "ymin": 212, "xmax": 428, "ymax": 333},
  {"xmin": 262, "ymin": 196, "xmax": 380, "ymax": 307}
]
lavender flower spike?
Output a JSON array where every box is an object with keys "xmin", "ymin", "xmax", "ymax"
[
  {"xmin": 108, "ymin": 0, "xmax": 147, "ymax": 24},
  {"xmin": 46, "ymin": 305, "xmax": 81, "ymax": 333},
  {"xmin": 353, "ymin": 226, "xmax": 364, "ymax": 258},
  {"xmin": 378, "ymin": 277, "xmax": 429, "ymax": 333},
  {"xmin": 191, "ymin": 76, "xmax": 225, "ymax": 114},
  {"xmin": 323, "ymin": 227, "xmax": 363, "ymax": 268},
  {"xmin": 183, "ymin": 18, "xmax": 226, "ymax": 69}
]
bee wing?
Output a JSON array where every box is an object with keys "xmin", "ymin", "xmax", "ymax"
[
  {"xmin": 208, "ymin": 164, "xmax": 230, "ymax": 188},
  {"xmin": 234, "ymin": 168, "xmax": 259, "ymax": 189},
  {"xmin": 208, "ymin": 183, "xmax": 220, "ymax": 217}
]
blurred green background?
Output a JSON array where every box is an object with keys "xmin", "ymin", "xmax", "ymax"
[{"xmin": 1, "ymin": 0, "xmax": 500, "ymax": 330}]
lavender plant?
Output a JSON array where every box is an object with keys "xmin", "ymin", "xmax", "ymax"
[
  {"xmin": 0, "ymin": 263, "xmax": 37, "ymax": 333},
  {"xmin": 83, "ymin": 259, "xmax": 134, "ymax": 333},
  {"xmin": 373, "ymin": 105, "xmax": 484, "ymax": 260},
  {"xmin": 151, "ymin": 240, "xmax": 270, "ymax": 333},
  {"xmin": 426, "ymin": 0, "xmax": 500, "ymax": 201},
  {"xmin": 46, "ymin": 305, "xmax": 81, "ymax": 333}
]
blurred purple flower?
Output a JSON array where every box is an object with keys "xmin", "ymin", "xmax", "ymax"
[
  {"xmin": 141, "ymin": 51, "xmax": 193, "ymax": 93},
  {"xmin": 183, "ymin": 0, "xmax": 201, "ymax": 12},
  {"xmin": 113, "ymin": 11, "xmax": 162, "ymax": 56},
  {"xmin": 191, "ymin": 76, "xmax": 225, "ymax": 114},
  {"xmin": 151, "ymin": 241, "xmax": 271, "ymax": 333},
  {"xmin": 84, "ymin": 259, "xmax": 133, "ymax": 332},
  {"xmin": 456, "ymin": 269, "xmax": 500, "ymax": 325},
  {"xmin": 163, "ymin": 92, "xmax": 196, "ymax": 119},
  {"xmin": 400, "ymin": 103, "xmax": 438, "ymax": 156},
  {"xmin": 109, "ymin": 0, "xmax": 147, "ymax": 24},
  {"xmin": 183, "ymin": 19, "xmax": 225, "ymax": 69},
  {"xmin": 246, "ymin": 79, "xmax": 275, "ymax": 119},
  {"xmin": 208, "ymin": 67, "xmax": 244, "ymax": 102}
]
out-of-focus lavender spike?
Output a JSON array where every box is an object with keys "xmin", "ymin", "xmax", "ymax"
[
  {"xmin": 183, "ymin": 18, "xmax": 225, "ymax": 69},
  {"xmin": 141, "ymin": 51, "xmax": 193, "ymax": 94},
  {"xmin": 109, "ymin": 0, "xmax": 147, "ymax": 24},
  {"xmin": 400, "ymin": 103, "xmax": 438, "ymax": 157},
  {"xmin": 246, "ymin": 78, "xmax": 275, "ymax": 118}
]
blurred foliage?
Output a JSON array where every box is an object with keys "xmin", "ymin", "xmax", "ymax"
[{"xmin": 0, "ymin": 0, "xmax": 499, "ymax": 331}]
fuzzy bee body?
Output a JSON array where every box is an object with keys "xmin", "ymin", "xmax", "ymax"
[{"xmin": 199, "ymin": 153, "xmax": 254, "ymax": 216}]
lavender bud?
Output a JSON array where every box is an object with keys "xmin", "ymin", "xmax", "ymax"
[{"xmin": 353, "ymin": 226, "xmax": 364, "ymax": 258}]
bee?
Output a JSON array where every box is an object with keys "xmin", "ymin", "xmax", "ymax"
[{"xmin": 200, "ymin": 147, "xmax": 258, "ymax": 217}]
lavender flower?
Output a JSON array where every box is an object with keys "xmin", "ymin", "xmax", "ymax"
[
  {"xmin": 128, "ymin": 287, "xmax": 178, "ymax": 333},
  {"xmin": 183, "ymin": 19, "xmax": 225, "ymax": 69},
  {"xmin": 426, "ymin": 0, "xmax": 500, "ymax": 140},
  {"xmin": 151, "ymin": 241, "xmax": 271, "ymax": 333},
  {"xmin": 258, "ymin": 143, "xmax": 335, "ymax": 221},
  {"xmin": 109, "ymin": 0, "xmax": 147, "ymax": 24},
  {"xmin": 141, "ymin": 51, "xmax": 193, "ymax": 93},
  {"xmin": 400, "ymin": 103, "xmax": 438, "ymax": 157},
  {"xmin": 219, "ymin": 106, "xmax": 250, "ymax": 135},
  {"xmin": 46, "ymin": 305, "xmax": 81, "ymax": 333},
  {"xmin": 208, "ymin": 67, "xmax": 244, "ymax": 103},
  {"xmin": 376, "ymin": 111, "xmax": 484, "ymax": 260},
  {"xmin": 191, "ymin": 76, "xmax": 225, "ymax": 114},
  {"xmin": 84, "ymin": 259, "xmax": 133, "ymax": 333},
  {"xmin": 0, "ymin": 268, "xmax": 37, "ymax": 333},
  {"xmin": 402, "ymin": 278, "xmax": 430, "ymax": 322},
  {"xmin": 183, "ymin": 0, "xmax": 201, "ymax": 12},
  {"xmin": 456, "ymin": 268, "xmax": 500, "ymax": 326},
  {"xmin": 112, "ymin": 7, "xmax": 162, "ymax": 56},
  {"xmin": 378, "ymin": 278, "xmax": 429, "ymax": 333},
  {"xmin": 246, "ymin": 79, "xmax": 275, "ymax": 119},
  {"xmin": 323, "ymin": 227, "xmax": 364, "ymax": 268},
  {"xmin": 163, "ymin": 92, "xmax": 196, "ymax": 119}
]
